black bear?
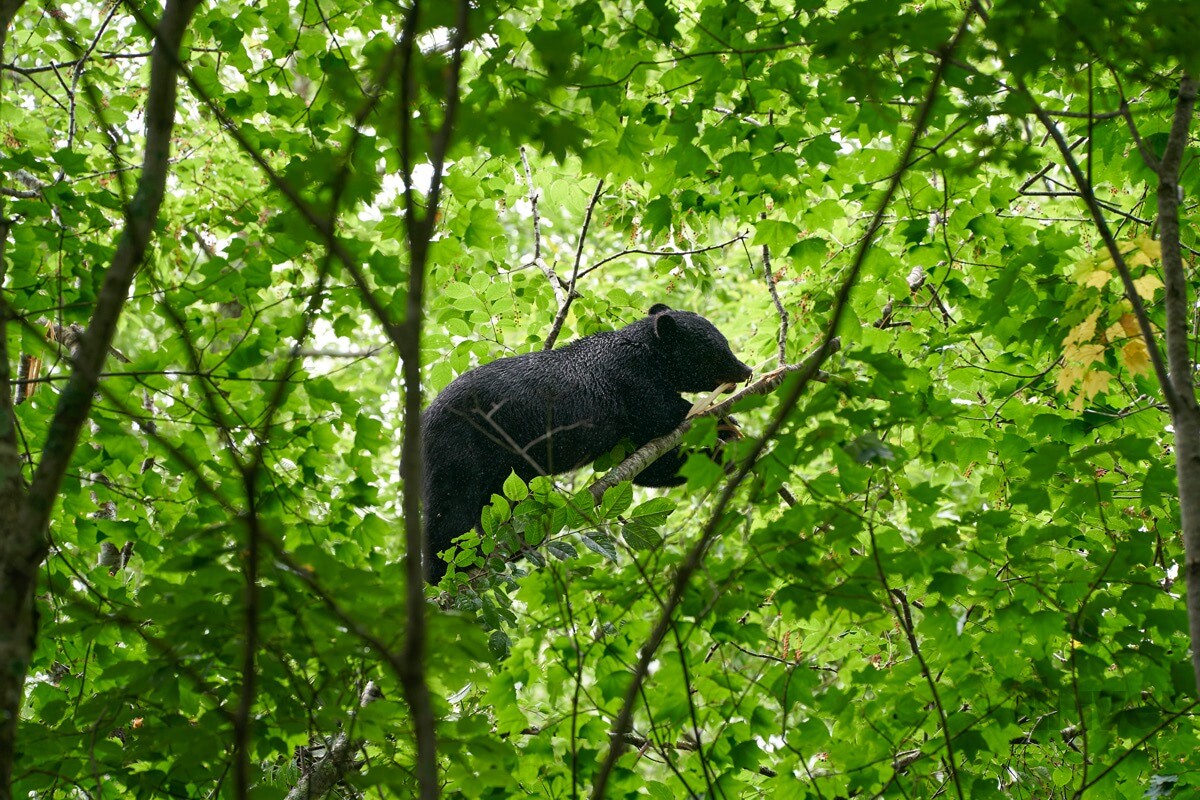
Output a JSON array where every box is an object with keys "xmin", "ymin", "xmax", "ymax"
[{"xmin": 420, "ymin": 303, "xmax": 753, "ymax": 583}]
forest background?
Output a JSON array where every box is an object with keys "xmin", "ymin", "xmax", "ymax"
[{"xmin": 1, "ymin": 0, "xmax": 1200, "ymax": 798}]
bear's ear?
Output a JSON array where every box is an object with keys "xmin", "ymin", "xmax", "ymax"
[
  {"xmin": 654, "ymin": 312, "xmax": 678, "ymax": 340},
  {"xmin": 648, "ymin": 303, "xmax": 672, "ymax": 315}
]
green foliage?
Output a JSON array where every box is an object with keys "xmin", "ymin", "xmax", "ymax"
[{"xmin": 4, "ymin": 0, "xmax": 1200, "ymax": 797}]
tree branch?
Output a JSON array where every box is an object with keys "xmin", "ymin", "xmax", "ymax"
[
  {"xmin": 284, "ymin": 683, "xmax": 383, "ymax": 800},
  {"xmin": 576, "ymin": 232, "xmax": 747, "ymax": 280},
  {"xmin": 543, "ymin": 180, "xmax": 603, "ymax": 350},
  {"xmin": 520, "ymin": 146, "xmax": 565, "ymax": 305},
  {"xmin": 396, "ymin": 3, "xmax": 471, "ymax": 798},
  {"xmin": 0, "ymin": 0, "xmax": 196, "ymax": 792},
  {"xmin": 588, "ymin": 5, "xmax": 979, "ymax": 794},
  {"xmin": 1024, "ymin": 94, "xmax": 1177, "ymax": 411},
  {"xmin": 761, "ymin": 235, "xmax": 788, "ymax": 366},
  {"xmin": 587, "ymin": 342, "xmax": 837, "ymax": 502},
  {"xmin": 1153, "ymin": 74, "xmax": 1200, "ymax": 695}
]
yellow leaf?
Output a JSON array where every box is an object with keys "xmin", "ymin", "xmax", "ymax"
[
  {"xmin": 1121, "ymin": 340, "xmax": 1152, "ymax": 376},
  {"xmin": 1104, "ymin": 321, "xmax": 1125, "ymax": 343},
  {"xmin": 1134, "ymin": 235, "xmax": 1162, "ymax": 261},
  {"xmin": 1132, "ymin": 273, "xmax": 1163, "ymax": 297},
  {"xmin": 1064, "ymin": 309, "xmax": 1101, "ymax": 348},
  {"xmin": 1056, "ymin": 362, "xmax": 1083, "ymax": 394},
  {"xmin": 1071, "ymin": 258, "xmax": 1092, "ymax": 282},
  {"xmin": 1080, "ymin": 369, "xmax": 1113, "ymax": 400},
  {"xmin": 1118, "ymin": 313, "xmax": 1139, "ymax": 338},
  {"xmin": 1067, "ymin": 343, "xmax": 1105, "ymax": 364},
  {"xmin": 1084, "ymin": 269, "xmax": 1111, "ymax": 289}
]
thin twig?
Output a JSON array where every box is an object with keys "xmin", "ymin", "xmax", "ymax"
[
  {"xmin": 520, "ymin": 146, "xmax": 565, "ymax": 305},
  {"xmin": 1, "ymin": 50, "xmax": 151, "ymax": 76},
  {"xmin": 867, "ymin": 492, "xmax": 965, "ymax": 800},
  {"xmin": 66, "ymin": 0, "xmax": 122, "ymax": 150},
  {"xmin": 577, "ymin": 232, "xmax": 747, "ymax": 279},
  {"xmin": 759, "ymin": 215, "xmax": 788, "ymax": 365},
  {"xmin": 543, "ymin": 180, "xmax": 603, "ymax": 350}
]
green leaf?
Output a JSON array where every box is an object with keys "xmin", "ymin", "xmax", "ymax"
[{"xmin": 503, "ymin": 471, "xmax": 529, "ymax": 502}]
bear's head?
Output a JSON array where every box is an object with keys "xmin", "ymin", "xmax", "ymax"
[{"xmin": 649, "ymin": 304, "xmax": 753, "ymax": 393}]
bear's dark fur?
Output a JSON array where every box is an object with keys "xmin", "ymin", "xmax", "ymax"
[{"xmin": 420, "ymin": 304, "xmax": 752, "ymax": 583}]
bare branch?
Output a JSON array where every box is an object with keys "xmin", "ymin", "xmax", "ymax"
[
  {"xmin": 543, "ymin": 180, "xmax": 603, "ymax": 350},
  {"xmin": 758, "ymin": 216, "xmax": 789, "ymax": 365},
  {"xmin": 577, "ymin": 232, "xmax": 747, "ymax": 280},
  {"xmin": 520, "ymin": 146, "xmax": 565, "ymax": 306},
  {"xmin": 2, "ymin": 50, "xmax": 151, "ymax": 76},
  {"xmin": 65, "ymin": 0, "xmax": 121, "ymax": 150}
]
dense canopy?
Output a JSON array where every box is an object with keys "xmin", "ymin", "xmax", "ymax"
[{"xmin": 2, "ymin": 1, "xmax": 1199, "ymax": 798}]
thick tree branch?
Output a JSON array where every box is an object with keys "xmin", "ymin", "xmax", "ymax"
[{"xmin": 284, "ymin": 682, "xmax": 382, "ymax": 800}]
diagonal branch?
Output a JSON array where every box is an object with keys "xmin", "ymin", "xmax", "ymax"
[
  {"xmin": 543, "ymin": 180, "xmax": 604, "ymax": 350},
  {"xmin": 588, "ymin": 5, "xmax": 981, "ymax": 796},
  {"xmin": 1024, "ymin": 94, "xmax": 1177, "ymax": 411},
  {"xmin": 1027, "ymin": 72, "xmax": 1200, "ymax": 694},
  {"xmin": 0, "ymin": 0, "xmax": 196, "ymax": 793},
  {"xmin": 15, "ymin": 0, "xmax": 199, "ymax": 572},
  {"xmin": 587, "ymin": 343, "xmax": 837, "ymax": 502}
]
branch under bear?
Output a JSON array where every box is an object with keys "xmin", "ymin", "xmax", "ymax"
[{"xmin": 586, "ymin": 337, "xmax": 838, "ymax": 502}]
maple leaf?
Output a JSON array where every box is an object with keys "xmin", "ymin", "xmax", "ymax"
[
  {"xmin": 1132, "ymin": 273, "xmax": 1164, "ymax": 297},
  {"xmin": 1064, "ymin": 309, "xmax": 1101, "ymax": 348},
  {"xmin": 1134, "ymin": 235, "xmax": 1162, "ymax": 260},
  {"xmin": 1118, "ymin": 312, "xmax": 1140, "ymax": 337},
  {"xmin": 1065, "ymin": 342, "xmax": 1105, "ymax": 364},
  {"xmin": 1080, "ymin": 369, "xmax": 1113, "ymax": 400},
  {"xmin": 1056, "ymin": 362, "xmax": 1084, "ymax": 394},
  {"xmin": 1122, "ymin": 340, "xmax": 1153, "ymax": 376}
]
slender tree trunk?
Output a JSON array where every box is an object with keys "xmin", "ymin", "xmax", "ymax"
[
  {"xmin": 395, "ymin": 3, "xmax": 469, "ymax": 797},
  {"xmin": 0, "ymin": 1, "xmax": 197, "ymax": 795},
  {"xmin": 0, "ymin": 3, "xmax": 34, "ymax": 795},
  {"xmin": 1156, "ymin": 75, "xmax": 1200, "ymax": 693}
]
